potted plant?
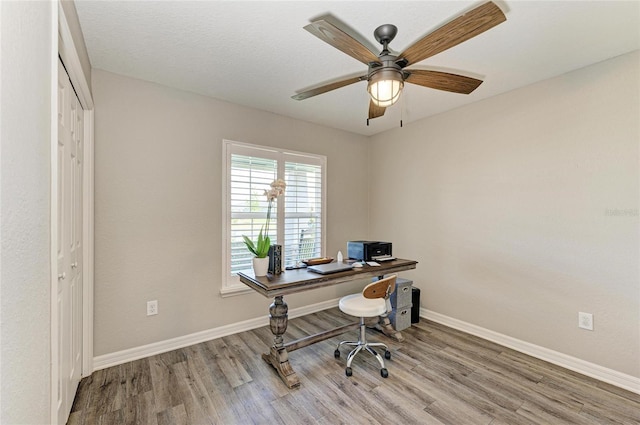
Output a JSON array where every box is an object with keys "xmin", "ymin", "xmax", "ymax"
[{"xmin": 243, "ymin": 179, "xmax": 286, "ymax": 276}]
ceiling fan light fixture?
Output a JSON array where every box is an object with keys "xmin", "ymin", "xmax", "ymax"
[{"xmin": 368, "ymin": 68, "xmax": 404, "ymax": 107}]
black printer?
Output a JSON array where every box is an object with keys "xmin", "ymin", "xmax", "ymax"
[{"xmin": 347, "ymin": 241, "xmax": 392, "ymax": 261}]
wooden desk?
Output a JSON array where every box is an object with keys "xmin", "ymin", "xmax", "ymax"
[{"xmin": 238, "ymin": 259, "xmax": 418, "ymax": 388}]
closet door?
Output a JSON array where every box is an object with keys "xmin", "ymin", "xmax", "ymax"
[
  {"xmin": 70, "ymin": 63, "xmax": 84, "ymax": 398},
  {"xmin": 56, "ymin": 58, "xmax": 83, "ymax": 424}
]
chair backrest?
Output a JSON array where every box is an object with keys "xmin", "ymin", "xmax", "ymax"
[{"xmin": 362, "ymin": 275, "xmax": 397, "ymax": 300}]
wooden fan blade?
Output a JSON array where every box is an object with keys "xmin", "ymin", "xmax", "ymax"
[
  {"xmin": 398, "ymin": 1, "xmax": 506, "ymax": 66},
  {"xmin": 406, "ymin": 70, "xmax": 482, "ymax": 94},
  {"xmin": 292, "ymin": 76, "xmax": 366, "ymax": 101},
  {"xmin": 368, "ymin": 100, "xmax": 386, "ymax": 119},
  {"xmin": 304, "ymin": 20, "xmax": 380, "ymax": 65}
]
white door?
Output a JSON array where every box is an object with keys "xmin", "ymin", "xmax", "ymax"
[{"xmin": 56, "ymin": 58, "xmax": 83, "ymax": 424}]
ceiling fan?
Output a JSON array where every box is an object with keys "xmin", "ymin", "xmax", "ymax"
[{"xmin": 292, "ymin": 1, "xmax": 507, "ymax": 123}]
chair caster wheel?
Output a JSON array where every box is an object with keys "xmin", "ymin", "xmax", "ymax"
[
  {"xmin": 381, "ymin": 368, "xmax": 388, "ymax": 378},
  {"xmin": 384, "ymin": 350, "xmax": 391, "ymax": 360},
  {"xmin": 345, "ymin": 367, "xmax": 353, "ymax": 377},
  {"xmin": 334, "ymin": 349, "xmax": 340, "ymax": 358}
]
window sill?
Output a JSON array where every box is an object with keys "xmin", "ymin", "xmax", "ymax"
[{"xmin": 220, "ymin": 284, "xmax": 255, "ymax": 298}]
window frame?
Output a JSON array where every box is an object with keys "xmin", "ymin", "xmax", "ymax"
[{"xmin": 221, "ymin": 139, "xmax": 327, "ymax": 296}]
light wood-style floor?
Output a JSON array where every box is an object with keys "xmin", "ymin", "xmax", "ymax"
[{"xmin": 68, "ymin": 308, "xmax": 640, "ymax": 425}]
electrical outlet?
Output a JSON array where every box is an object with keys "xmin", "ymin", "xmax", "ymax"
[
  {"xmin": 147, "ymin": 300, "xmax": 158, "ymax": 316},
  {"xmin": 578, "ymin": 312, "xmax": 593, "ymax": 330}
]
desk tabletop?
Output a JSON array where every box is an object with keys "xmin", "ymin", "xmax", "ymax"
[{"xmin": 238, "ymin": 259, "xmax": 418, "ymax": 297}]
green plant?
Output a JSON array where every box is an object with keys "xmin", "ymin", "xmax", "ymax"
[
  {"xmin": 242, "ymin": 179, "xmax": 286, "ymax": 258},
  {"xmin": 242, "ymin": 230, "xmax": 270, "ymax": 258}
]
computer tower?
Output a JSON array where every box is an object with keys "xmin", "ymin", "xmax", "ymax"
[{"xmin": 411, "ymin": 287, "xmax": 420, "ymax": 323}]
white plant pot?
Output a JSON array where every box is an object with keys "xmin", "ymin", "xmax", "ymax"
[{"xmin": 252, "ymin": 257, "xmax": 269, "ymax": 277}]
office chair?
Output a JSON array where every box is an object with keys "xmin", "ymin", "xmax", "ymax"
[{"xmin": 334, "ymin": 274, "xmax": 397, "ymax": 378}]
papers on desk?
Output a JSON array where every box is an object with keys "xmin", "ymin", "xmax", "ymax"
[
  {"xmin": 372, "ymin": 255, "xmax": 396, "ymax": 262},
  {"xmin": 352, "ymin": 261, "xmax": 381, "ymax": 267}
]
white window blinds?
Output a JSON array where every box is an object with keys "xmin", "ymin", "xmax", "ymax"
[
  {"xmin": 223, "ymin": 141, "xmax": 326, "ymax": 293},
  {"xmin": 283, "ymin": 160, "xmax": 323, "ymax": 267},
  {"xmin": 229, "ymin": 154, "xmax": 278, "ymax": 274}
]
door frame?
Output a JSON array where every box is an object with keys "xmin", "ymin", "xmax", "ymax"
[{"xmin": 52, "ymin": 3, "xmax": 95, "ymax": 423}]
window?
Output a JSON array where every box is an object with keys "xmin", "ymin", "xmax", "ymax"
[{"xmin": 222, "ymin": 140, "xmax": 326, "ymax": 295}]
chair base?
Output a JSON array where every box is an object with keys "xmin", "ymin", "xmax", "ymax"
[{"xmin": 335, "ymin": 317, "xmax": 391, "ymax": 378}]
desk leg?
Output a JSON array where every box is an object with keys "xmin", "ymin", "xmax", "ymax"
[
  {"xmin": 261, "ymin": 295, "xmax": 300, "ymax": 388},
  {"xmin": 371, "ymin": 275, "xmax": 405, "ymax": 343},
  {"xmin": 377, "ymin": 313, "xmax": 405, "ymax": 342}
]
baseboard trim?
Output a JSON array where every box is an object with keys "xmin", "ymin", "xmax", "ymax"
[
  {"xmin": 93, "ymin": 298, "xmax": 341, "ymax": 371},
  {"xmin": 421, "ymin": 308, "xmax": 640, "ymax": 395}
]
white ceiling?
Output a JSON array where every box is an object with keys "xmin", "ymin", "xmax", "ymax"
[{"xmin": 74, "ymin": 1, "xmax": 640, "ymax": 136}]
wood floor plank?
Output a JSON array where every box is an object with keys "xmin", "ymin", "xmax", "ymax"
[
  {"xmin": 69, "ymin": 372, "xmax": 97, "ymax": 414},
  {"xmin": 578, "ymin": 397, "xmax": 640, "ymax": 424},
  {"xmin": 67, "ymin": 405, "xmax": 97, "ymax": 425},
  {"xmin": 516, "ymin": 399, "xmax": 602, "ymax": 425},
  {"xmin": 469, "ymin": 362, "xmax": 582, "ymax": 415},
  {"xmin": 269, "ymin": 393, "xmax": 317, "ymax": 424},
  {"xmin": 366, "ymin": 380, "xmax": 446, "ymax": 425},
  {"xmin": 148, "ymin": 352, "xmax": 185, "ymax": 413},
  {"xmin": 402, "ymin": 324, "xmax": 450, "ymax": 351},
  {"xmin": 223, "ymin": 332, "xmax": 290, "ymax": 400},
  {"xmin": 121, "ymin": 358, "xmax": 153, "ymax": 398},
  {"xmin": 185, "ymin": 344, "xmax": 253, "ymax": 423},
  {"xmin": 232, "ymin": 378, "xmax": 286, "ymax": 425},
  {"xmin": 423, "ymin": 399, "xmax": 496, "ymax": 425},
  {"xmin": 68, "ymin": 310, "xmax": 640, "ymax": 425},
  {"xmin": 299, "ymin": 387, "xmax": 359, "ymax": 425},
  {"xmin": 94, "ymin": 409, "xmax": 124, "ymax": 425},
  {"xmin": 324, "ymin": 371, "xmax": 395, "ymax": 421},
  {"xmin": 538, "ymin": 377, "xmax": 640, "ymax": 424},
  {"xmin": 121, "ymin": 390, "xmax": 158, "ymax": 425},
  {"xmin": 287, "ymin": 378, "xmax": 343, "ymax": 422},
  {"xmin": 310, "ymin": 370, "xmax": 383, "ymax": 425},
  {"xmin": 92, "ymin": 366, "xmax": 126, "ymax": 416},
  {"xmin": 156, "ymin": 404, "xmax": 188, "ymax": 425},
  {"xmin": 595, "ymin": 380, "xmax": 640, "ymax": 404},
  {"xmin": 373, "ymin": 361, "xmax": 437, "ymax": 407},
  {"xmin": 169, "ymin": 361, "xmax": 217, "ymax": 425},
  {"xmin": 200, "ymin": 338, "xmax": 253, "ymax": 388},
  {"xmin": 295, "ymin": 375, "xmax": 372, "ymax": 424},
  {"xmin": 314, "ymin": 308, "xmax": 355, "ymax": 327},
  {"xmin": 412, "ymin": 364, "xmax": 500, "ymax": 424}
]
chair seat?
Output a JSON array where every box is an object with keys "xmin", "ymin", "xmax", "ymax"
[{"xmin": 339, "ymin": 293, "xmax": 387, "ymax": 318}]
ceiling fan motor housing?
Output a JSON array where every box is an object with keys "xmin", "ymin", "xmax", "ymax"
[{"xmin": 368, "ymin": 54, "xmax": 404, "ymax": 83}]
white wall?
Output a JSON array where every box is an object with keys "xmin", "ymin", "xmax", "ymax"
[
  {"xmin": 0, "ymin": 1, "xmax": 54, "ymax": 423},
  {"xmin": 369, "ymin": 51, "xmax": 640, "ymax": 377},
  {"xmin": 92, "ymin": 70, "xmax": 371, "ymax": 356}
]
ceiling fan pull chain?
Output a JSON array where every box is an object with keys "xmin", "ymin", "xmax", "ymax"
[{"xmin": 400, "ymin": 93, "xmax": 404, "ymax": 128}]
